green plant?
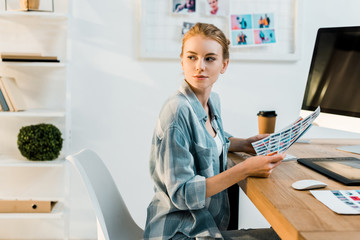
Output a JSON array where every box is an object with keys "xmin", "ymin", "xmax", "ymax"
[{"xmin": 17, "ymin": 123, "xmax": 63, "ymax": 161}]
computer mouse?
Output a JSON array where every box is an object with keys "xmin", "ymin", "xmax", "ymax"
[{"xmin": 292, "ymin": 179, "xmax": 327, "ymax": 190}]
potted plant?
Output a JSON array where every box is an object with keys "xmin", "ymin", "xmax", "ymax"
[{"xmin": 17, "ymin": 123, "xmax": 63, "ymax": 161}]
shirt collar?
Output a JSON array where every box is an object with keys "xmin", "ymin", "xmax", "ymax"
[
  {"xmin": 208, "ymin": 96, "xmax": 220, "ymax": 120},
  {"xmin": 179, "ymin": 80, "xmax": 220, "ymax": 121}
]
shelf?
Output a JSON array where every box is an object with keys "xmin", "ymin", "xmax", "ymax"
[
  {"xmin": 1, "ymin": 62, "xmax": 66, "ymax": 68},
  {"xmin": 0, "ymin": 155, "xmax": 65, "ymax": 167},
  {"xmin": 0, "ymin": 11, "xmax": 67, "ymax": 20},
  {"xmin": 0, "ymin": 1, "xmax": 69, "ymax": 237},
  {"xmin": 0, "ymin": 109, "xmax": 65, "ymax": 117},
  {"xmin": 0, "ymin": 201, "xmax": 64, "ymax": 219}
]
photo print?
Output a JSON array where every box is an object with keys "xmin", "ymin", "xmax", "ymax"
[
  {"xmin": 231, "ymin": 14, "xmax": 252, "ymax": 30},
  {"xmin": 229, "ymin": 12, "xmax": 276, "ymax": 47},
  {"xmin": 253, "ymin": 13, "xmax": 274, "ymax": 29},
  {"xmin": 204, "ymin": 0, "xmax": 229, "ymax": 16},
  {"xmin": 231, "ymin": 30, "xmax": 254, "ymax": 45},
  {"xmin": 254, "ymin": 29, "xmax": 276, "ymax": 44},
  {"xmin": 252, "ymin": 107, "xmax": 320, "ymax": 156},
  {"xmin": 182, "ymin": 22, "xmax": 195, "ymax": 36},
  {"xmin": 172, "ymin": 0, "xmax": 196, "ymax": 14}
]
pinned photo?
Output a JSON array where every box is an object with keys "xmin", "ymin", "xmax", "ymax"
[
  {"xmin": 253, "ymin": 13, "xmax": 274, "ymax": 29},
  {"xmin": 231, "ymin": 30, "xmax": 254, "ymax": 46},
  {"xmin": 205, "ymin": 0, "xmax": 229, "ymax": 16},
  {"xmin": 181, "ymin": 22, "xmax": 195, "ymax": 36},
  {"xmin": 230, "ymin": 14, "xmax": 252, "ymax": 30},
  {"xmin": 172, "ymin": 0, "xmax": 196, "ymax": 14},
  {"xmin": 254, "ymin": 29, "xmax": 276, "ymax": 44}
]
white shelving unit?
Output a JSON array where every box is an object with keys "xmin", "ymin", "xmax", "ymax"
[
  {"xmin": 0, "ymin": 1, "xmax": 69, "ymax": 239},
  {"xmin": 1, "ymin": 62, "xmax": 67, "ymax": 67},
  {"xmin": 0, "ymin": 109, "xmax": 66, "ymax": 117},
  {"xmin": 0, "ymin": 201, "xmax": 65, "ymax": 219},
  {"xmin": 0, "ymin": 154, "xmax": 65, "ymax": 166},
  {"xmin": 0, "ymin": 11, "xmax": 67, "ymax": 18}
]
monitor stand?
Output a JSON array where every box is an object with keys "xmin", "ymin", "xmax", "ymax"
[{"xmin": 336, "ymin": 145, "xmax": 360, "ymax": 155}]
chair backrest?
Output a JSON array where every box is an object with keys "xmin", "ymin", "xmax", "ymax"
[{"xmin": 66, "ymin": 149, "xmax": 144, "ymax": 240}]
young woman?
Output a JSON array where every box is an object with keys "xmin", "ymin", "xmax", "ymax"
[{"xmin": 144, "ymin": 23, "xmax": 284, "ymax": 240}]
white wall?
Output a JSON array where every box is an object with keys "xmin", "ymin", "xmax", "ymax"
[{"xmin": 68, "ymin": 0, "xmax": 360, "ymax": 237}]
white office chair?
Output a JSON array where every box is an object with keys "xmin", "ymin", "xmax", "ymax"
[{"xmin": 66, "ymin": 149, "xmax": 144, "ymax": 240}]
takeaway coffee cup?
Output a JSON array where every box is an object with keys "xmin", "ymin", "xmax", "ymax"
[{"xmin": 257, "ymin": 110, "xmax": 277, "ymax": 134}]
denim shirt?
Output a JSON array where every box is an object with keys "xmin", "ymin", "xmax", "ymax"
[{"xmin": 144, "ymin": 80, "xmax": 232, "ymax": 240}]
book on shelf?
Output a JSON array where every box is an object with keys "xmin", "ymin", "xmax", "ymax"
[
  {"xmin": 0, "ymin": 76, "xmax": 26, "ymax": 112},
  {"xmin": 0, "ymin": 79, "xmax": 15, "ymax": 111},
  {"xmin": 1, "ymin": 52, "xmax": 41, "ymax": 57},
  {"xmin": 1, "ymin": 52, "xmax": 59, "ymax": 62},
  {"xmin": 3, "ymin": 59, "xmax": 60, "ymax": 62},
  {"xmin": 0, "ymin": 88, "xmax": 10, "ymax": 111}
]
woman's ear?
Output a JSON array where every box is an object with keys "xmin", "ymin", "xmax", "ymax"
[{"xmin": 220, "ymin": 59, "xmax": 229, "ymax": 74}]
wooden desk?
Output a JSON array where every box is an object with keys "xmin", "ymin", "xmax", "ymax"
[{"xmin": 228, "ymin": 139, "xmax": 360, "ymax": 240}]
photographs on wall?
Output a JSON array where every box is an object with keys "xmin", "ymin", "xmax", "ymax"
[
  {"xmin": 172, "ymin": 0, "xmax": 196, "ymax": 14},
  {"xmin": 253, "ymin": 13, "xmax": 274, "ymax": 28},
  {"xmin": 182, "ymin": 22, "xmax": 195, "ymax": 36},
  {"xmin": 230, "ymin": 13, "xmax": 276, "ymax": 47},
  {"xmin": 231, "ymin": 14, "xmax": 252, "ymax": 30},
  {"xmin": 170, "ymin": 0, "xmax": 277, "ymax": 48},
  {"xmin": 230, "ymin": 14, "xmax": 254, "ymax": 45},
  {"xmin": 171, "ymin": 0, "xmax": 230, "ymax": 16},
  {"xmin": 204, "ymin": 0, "xmax": 229, "ymax": 16},
  {"xmin": 231, "ymin": 30, "xmax": 255, "ymax": 45},
  {"xmin": 254, "ymin": 29, "xmax": 276, "ymax": 44}
]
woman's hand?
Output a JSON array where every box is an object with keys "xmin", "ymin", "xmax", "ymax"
[
  {"xmin": 205, "ymin": 151, "xmax": 285, "ymax": 198},
  {"xmin": 229, "ymin": 134, "xmax": 269, "ymax": 154},
  {"xmin": 243, "ymin": 134, "xmax": 269, "ymax": 154},
  {"xmin": 239, "ymin": 153, "xmax": 285, "ymax": 178}
]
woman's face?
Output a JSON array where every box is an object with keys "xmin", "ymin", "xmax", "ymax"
[
  {"xmin": 208, "ymin": 0, "xmax": 218, "ymax": 10},
  {"xmin": 181, "ymin": 35, "xmax": 228, "ymax": 94}
]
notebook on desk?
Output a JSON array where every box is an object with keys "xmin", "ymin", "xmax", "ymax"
[{"xmin": 297, "ymin": 157, "xmax": 360, "ymax": 185}]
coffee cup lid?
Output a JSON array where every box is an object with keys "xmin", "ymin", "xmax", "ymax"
[{"xmin": 257, "ymin": 110, "xmax": 277, "ymax": 117}]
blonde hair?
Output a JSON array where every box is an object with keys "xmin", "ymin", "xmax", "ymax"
[{"xmin": 180, "ymin": 22, "xmax": 230, "ymax": 60}]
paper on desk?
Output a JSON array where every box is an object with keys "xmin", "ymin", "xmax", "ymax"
[
  {"xmin": 252, "ymin": 106, "xmax": 320, "ymax": 156},
  {"xmin": 310, "ymin": 190, "xmax": 360, "ymax": 214}
]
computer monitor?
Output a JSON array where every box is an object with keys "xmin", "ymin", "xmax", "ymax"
[{"xmin": 301, "ymin": 26, "xmax": 360, "ymax": 154}]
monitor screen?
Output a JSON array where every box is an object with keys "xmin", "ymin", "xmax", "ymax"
[{"xmin": 302, "ymin": 26, "xmax": 360, "ymax": 118}]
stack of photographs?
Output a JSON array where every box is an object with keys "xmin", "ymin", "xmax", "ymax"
[{"xmin": 252, "ymin": 106, "xmax": 320, "ymax": 156}]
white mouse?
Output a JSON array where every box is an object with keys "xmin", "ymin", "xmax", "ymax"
[{"xmin": 292, "ymin": 179, "xmax": 327, "ymax": 190}]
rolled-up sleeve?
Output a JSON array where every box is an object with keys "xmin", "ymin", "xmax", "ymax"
[
  {"xmin": 158, "ymin": 126, "xmax": 206, "ymax": 210},
  {"xmin": 224, "ymin": 131, "xmax": 233, "ymax": 140}
]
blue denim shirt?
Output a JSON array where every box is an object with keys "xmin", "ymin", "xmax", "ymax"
[{"xmin": 144, "ymin": 80, "xmax": 232, "ymax": 239}]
